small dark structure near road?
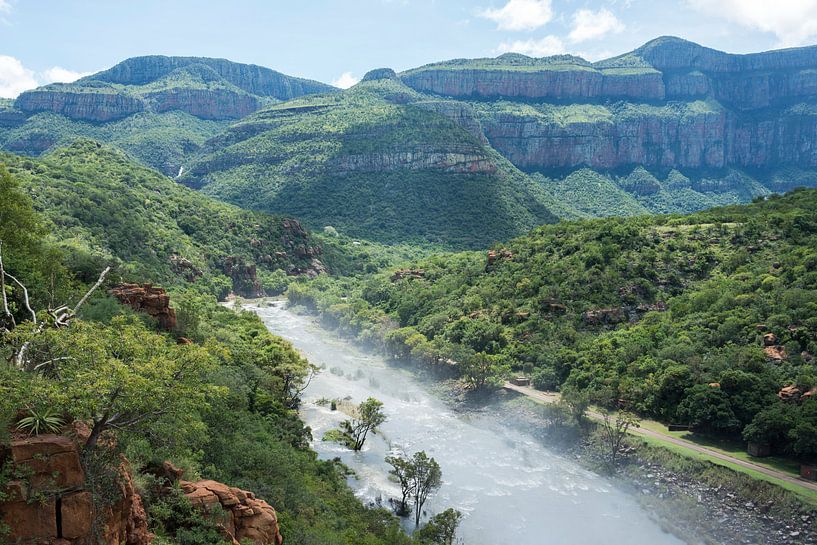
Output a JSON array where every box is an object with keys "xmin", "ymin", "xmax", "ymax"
[
  {"xmin": 747, "ymin": 442, "xmax": 771, "ymax": 457},
  {"xmin": 802, "ymin": 465, "xmax": 817, "ymax": 481},
  {"xmin": 511, "ymin": 376, "xmax": 530, "ymax": 387},
  {"xmin": 667, "ymin": 424, "xmax": 691, "ymax": 432}
]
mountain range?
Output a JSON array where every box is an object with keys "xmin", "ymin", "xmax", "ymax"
[{"xmin": 3, "ymin": 37, "xmax": 817, "ymax": 246}]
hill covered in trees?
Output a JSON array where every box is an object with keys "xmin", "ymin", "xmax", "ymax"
[
  {"xmin": 1, "ymin": 140, "xmax": 327, "ymax": 298},
  {"xmin": 289, "ymin": 187, "xmax": 817, "ymax": 458}
]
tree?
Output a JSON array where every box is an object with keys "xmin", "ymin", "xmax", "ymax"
[
  {"xmin": 413, "ymin": 508, "xmax": 462, "ymax": 545},
  {"xmin": 386, "ymin": 455, "xmax": 414, "ymax": 515},
  {"xmin": 677, "ymin": 384, "xmax": 739, "ymax": 433},
  {"xmin": 409, "ymin": 451, "xmax": 442, "ymax": 527},
  {"xmin": 11, "ymin": 317, "xmax": 220, "ymax": 449},
  {"xmin": 598, "ymin": 409, "xmax": 640, "ymax": 470},
  {"xmin": 341, "ymin": 397, "xmax": 387, "ymax": 451},
  {"xmin": 460, "ymin": 352, "xmax": 509, "ymax": 391}
]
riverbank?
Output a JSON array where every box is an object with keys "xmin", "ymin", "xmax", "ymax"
[
  {"xmin": 246, "ymin": 298, "xmax": 817, "ymax": 544},
  {"xmin": 493, "ymin": 394, "xmax": 817, "ymax": 545}
]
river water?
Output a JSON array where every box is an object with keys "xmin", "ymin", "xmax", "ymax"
[{"xmin": 250, "ymin": 300, "xmax": 686, "ymax": 545}]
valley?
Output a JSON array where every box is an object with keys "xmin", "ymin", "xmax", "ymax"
[{"xmin": 3, "ymin": 7, "xmax": 817, "ymax": 544}]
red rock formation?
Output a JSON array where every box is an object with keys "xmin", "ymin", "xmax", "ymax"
[
  {"xmin": 180, "ymin": 480, "xmax": 283, "ymax": 545},
  {"xmin": 779, "ymin": 385, "xmax": 802, "ymax": 401},
  {"xmin": 0, "ymin": 432, "xmax": 152, "ymax": 545},
  {"xmin": 763, "ymin": 332, "xmax": 778, "ymax": 346},
  {"xmin": 764, "ymin": 345, "xmax": 788, "ymax": 361},
  {"xmin": 486, "ymin": 249, "xmax": 514, "ymax": 266},
  {"xmin": 110, "ymin": 283, "xmax": 177, "ymax": 330}
]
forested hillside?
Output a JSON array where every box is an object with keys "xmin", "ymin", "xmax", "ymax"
[
  {"xmin": 182, "ymin": 72, "xmax": 561, "ymax": 247},
  {"xmin": 0, "ymin": 140, "xmax": 326, "ymax": 298},
  {"xmin": 289, "ymin": 187, "xmax": 817, "ymax": 457},
  {"xmin": 0, "ymin": 157, "xmax": 413, "ymax": 545}
]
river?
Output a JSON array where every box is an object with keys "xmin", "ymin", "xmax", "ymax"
[{"xmin": 250, "ymin": 300, "xmax": 687, "ymax": 545}]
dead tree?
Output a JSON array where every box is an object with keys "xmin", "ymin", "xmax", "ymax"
[{"xmin": 0, "ymin": 241, "xmax": 111, "ymax": 369}]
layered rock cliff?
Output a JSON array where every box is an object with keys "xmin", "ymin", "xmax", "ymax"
[
  {"xmin": 15, "ymin": 56, "xmax": 335, "ymax": 123},
  {"xmin": 0, "ymin": 428, "xmax": 152, "ymax": 545},
  {"xmin": 399, "ymin": 38, "xmax": 817, "ymax": 172}
]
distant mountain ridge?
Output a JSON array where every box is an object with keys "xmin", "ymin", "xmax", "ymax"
[
  {"xmin": 3, "ymin": 39, "xmax": 817, "ymax": 245},
  {"xmin": 0, "ymin": 55, "xmax": 335, "ymax": 175}
]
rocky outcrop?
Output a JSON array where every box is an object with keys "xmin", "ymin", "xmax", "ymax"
[
  {"xmin": 0, "ymin": 430, "xmax": 152, "ymax": 545},
  {"xmin": 391, "ymin": 268, "xmax": 426, "ymax": 281},
  {"xmin": 147, "ymin": 88, "xmax": 261, "ymax": 120},
  {"xmin": 582, "ymin": 307, "xmax": 627, "ymax": 325},
  {"xmin": 179, "ymin": 480, "xmax": 283, "ymax": 545},
  {"xmin": 15, "ymin": 89, "xmax": 145, "ymax": 122},
  {"xmin": 221, "ymin": 256, "xmax": 263, "ymax": 297},
  {"xmin": 331, "ymin": 148, "xmax": 497, "ymax": 174},
  {"xmin": 400, "ymin": 67, "xmax": 665, "ymax": 101},
  {"xmin": 109, "ymin": 283, "xmax": 177, "ymax": 330}
]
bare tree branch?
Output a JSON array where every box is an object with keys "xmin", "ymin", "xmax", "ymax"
[
  {"xmin": 72, "ymin": 266, "xmax": 111, "ymax": 317},
  {"xmin": 4, "ymin": 271, "xmax": 37, "ymax": 324},
  {"xmin": 0, "ymin": 241, "xmax": 15, "ymax": 328}
]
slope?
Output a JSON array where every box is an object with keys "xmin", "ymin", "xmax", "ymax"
[
  {"xmin": 0, "ymin": 56, "xmax": 336, "ymax": 175},
  {"xmin": 0, "ymin": 140, "xmax": 325, "ymax": 297},
  {"xmin": 182, "ymin": 70, "xmax": 561, "ymax": 247}
]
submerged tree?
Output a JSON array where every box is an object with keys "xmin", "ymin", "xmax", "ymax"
[
  {"xmin": 386, "ymin": 454, "xmax": 414, "ymax": 516},
  {"xmin": 385, "ymin": 450, "xmax": 443, "ymax": 526},
  {"xmin": 413, "ymin": 508, "xmax": 463, "ymax": 545},
  {"xmin": 409, "ymin": 451, "xmax": 442, "ymax": 526},
  {"xmin": 340, "ymin": 397, "xmax": 387, "ymax": 451}
]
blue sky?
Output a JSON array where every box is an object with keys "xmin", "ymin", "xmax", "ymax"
[{"xmin": 2, "ymin": 0, "xmax": 817, "ymax": 97}]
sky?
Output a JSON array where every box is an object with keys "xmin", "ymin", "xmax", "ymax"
[{"xmin": 2, "ymin": 0, "xmax": 817, "ymax": 97}]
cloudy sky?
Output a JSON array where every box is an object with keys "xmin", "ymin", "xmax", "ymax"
[{"xmin": 2, "ymin": 0, "xmax": 817, "ymax": 97}]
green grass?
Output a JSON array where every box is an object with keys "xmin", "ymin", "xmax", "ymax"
[{"xmin": 633, "ymin": 434, "xmax": 817, "ymax": 508}]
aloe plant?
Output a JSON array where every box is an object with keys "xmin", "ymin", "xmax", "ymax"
[{"xmin": 16, "ymin": 408, "xmax": 65, "ymax": 436}]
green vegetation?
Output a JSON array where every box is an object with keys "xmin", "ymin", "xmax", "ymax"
[
  {"xmin": 0, "ymin": 158, "xmax": 414, "ymax": 545},
  {"xmin": 288, "ymin": 187, "xmax": 817, "ymax": 461},
  {"xmin": 182, "ymin": 78, "xmax": 560, "ymax": 247},
  {"xmin": 1, "ymin": 141, "xmax": 324, "ymax": 298}
]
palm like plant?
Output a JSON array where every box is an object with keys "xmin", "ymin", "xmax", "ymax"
[{"xmin": 16, "ymin": 408, "xmax": 65, "ymax": 435}]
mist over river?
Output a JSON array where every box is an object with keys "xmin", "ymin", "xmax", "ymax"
[{"xmin": 249, "ymin": 300, "xmax": 686, "ymax": 545}]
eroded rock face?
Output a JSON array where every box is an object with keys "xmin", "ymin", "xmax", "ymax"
[
  {"xmin": 180, "ymin": 480, "xmax": 283, "ymax": 545},
  {"xmin": 15, "ymin": 90, "xmax": 145, "ymax": 122},
  {"xmin": 0, "ymin": 432, "xmax": 152, "ymax": 545},
  {"xmin": 109, "ymin": 283, "xmax": 177, "ymax": 330},
  {"xmin": 147, "ymin": 88, "xmax": 261, "ymax": 120}
]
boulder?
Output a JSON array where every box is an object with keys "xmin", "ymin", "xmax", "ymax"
[
  {"xmin": 390, "ymin": 268, "xmax": 426, "ymax": 282},
  {"xmin": 110, "ymin": 283, "xmax": 177, "ymax": 330},
  {"xmin": 763, "ymin": 332, "xmax": 778, "ymax": 346},
  {"xmin": 180, "ymin": 479, "xmax": 283, "ymax": 545},
  {"xmin": 764, "ymin": 345, "xmax": 787, "ymax": 361},
  {"xmin": 779, "ymin": 385, "xmax": 802, "ymax": 401},
  {"xmin": 582, "ymin": 307, "xmax": 626, "ymax": 325}
]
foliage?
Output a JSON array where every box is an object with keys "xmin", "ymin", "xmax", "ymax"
[
  {"xmin": 337, "ymin": 397, "xmax": 387, "ymax": 451},
  {"xmin": 289, "ymin": 187, "xmax": 817, "ymax": 458},
  {"xmin": 15, "ymin": 407, "xmax": 65, "ymax": 435},
  {"xmin": 1, "ymin": 142, "xmax": 323, "ymax": 298},
  {"xmin": 412, "ymin": 508, "xmax": 462, "ymax": 545},
  {"xmin": 597, "ymin": 410, "xmax": 640, "ymax": 470}
]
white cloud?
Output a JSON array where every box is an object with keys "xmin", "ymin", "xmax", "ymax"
[
  {"xmin": 497, "ymin": 35, "xmax": 565, "ymax": 57},
  {"xmin": 0, "ymin": 55, "xmax": 37, "ymax": 98},
  {"xmin": 479, "ymin": 0, "xmax": 553, "ymax": 31},
  {"xmin": 568, "ymin": 8, "xmax": 625, "ymax": 44},
  {"xmin": 40, "ymin": 66, "xmax": 91, "ymax": 84},
  {"xmin": 331, "ymin": 72, "xmax": 359, "ymax": 89},
  {"xmin": 0, "ymin": 56, "xmax": 95, "ymax": 98},
  {"xmin": 688, "ymin": 0, "xmax": 817, "ymax": 47},
  {"xmin": 0, "ymin": 0, "xmax": 11, "ymax": 13}
]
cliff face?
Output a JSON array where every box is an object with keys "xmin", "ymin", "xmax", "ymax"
[
  {"xmin": 10, "ymin": 56, "xmax": 336, "ymax": 124},
  {"xmin": 399, "ymin": 38, "xmax": 817, "ymax": 172},
  {"xmin": 0, "ymin": 429, "xmax": 152, "ymax": 545},
  {"xmin": 15, "ymin": 91, "xmax": 145, "ymax": 122}
]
